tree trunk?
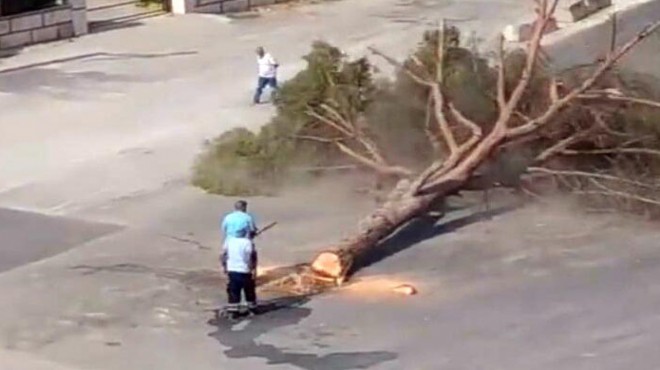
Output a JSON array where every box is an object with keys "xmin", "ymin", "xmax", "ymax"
[
  {"xmin": 311, "ymin": 128, "xmax": 510, "ymax": 284},
  {"xmin": 311, "ymin": 181, "xmax": 439, "ymax": 284}
]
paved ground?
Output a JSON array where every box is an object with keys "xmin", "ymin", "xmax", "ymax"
[
  {"xmin": 0, "ymin": 208, "xmax": 120, "ymax": 273},
  {"xmin": 2, "ymin": 0, "xmax": 660, "ymax": 369}
]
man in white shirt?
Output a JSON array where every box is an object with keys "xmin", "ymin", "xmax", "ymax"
[
  {"xmin": 222, "ymin": 235, "xmax": 258, "ymax": 316},
  {"xmin": 253, "ymin": 46, "xmax": 279, "ymax": 104}
]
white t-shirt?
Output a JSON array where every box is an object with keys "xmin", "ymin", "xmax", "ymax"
[
  {"xmin": 223, "ymin": 237, "xmax": 254, "ymax": 273},
  {"xmin": 257, "ymin": 53, "xmax": 278, "ymax": 78}
]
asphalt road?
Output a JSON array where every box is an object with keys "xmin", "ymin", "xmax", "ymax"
[
  {"xmin": 0, "ymin": 208, "xmax": 120, "ymax": 273},
  {"xmin": 2, "ymin": 0, "xmax": 660, "ymax": 369}
]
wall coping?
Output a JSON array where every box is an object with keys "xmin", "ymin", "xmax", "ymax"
[{"xmin": 0, "ymin": 4, "xmax": 72, "ymax": 21}]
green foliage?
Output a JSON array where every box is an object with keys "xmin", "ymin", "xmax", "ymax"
[
  {"xmin": 192, "ymin": 41, "xmax": 376, "ymax": 195},
  {"xmin": 137, "ymin": 0, "xmax": 164, "ymax": 7},
  {"xmin": 193, "ymin": 30, "xmax": 514, "ymax": 195},
  {"xmin": 368, "ymin": 28, "xmax": 498, "ymax": 169}
]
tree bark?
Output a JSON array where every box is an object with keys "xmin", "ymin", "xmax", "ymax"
[
  {"xmin": 311, "ymin": 128, "xmax": 509, "ymax": 284},
  {"xmin": 311, "ymin": 188, "xmax": 439, "ymax": 283}
]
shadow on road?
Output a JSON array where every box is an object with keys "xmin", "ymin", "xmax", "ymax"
[
  {"xmin": 350, "ymin": 204, "xmax": 519, "ymax": 276},
  {"xmin": 0, "ymin": 51, "xmax": 198, "ymax": 74},
  {"xmin": 207, "ymin": 295, "xmax": 397, "ymax": 369},
  {"xmin": 0, "ymin": 48, "xmax": 22, "ymax": 60},
  {"xmin": 89, "ymin": 10, "xmax": 166, "ymax": 34},
  {"xmin": 0, "ymin": 50, "xmax": 198, "ymax": 98}
]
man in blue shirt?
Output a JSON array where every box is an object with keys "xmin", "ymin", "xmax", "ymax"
[
  {"xmin": 221, "ymin": 200, "xmax": 258, "ymax": 241},
  {"xmin": 221, "ymin": 200, "xmax": 259, "ymax": 317}
]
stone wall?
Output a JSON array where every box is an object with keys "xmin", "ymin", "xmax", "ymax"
[
  {"xmin": 172, "ymin": 0, "xmax": 281, "ymax": 15},
  {"xmin": 0, "ymin": 0, "xmax": 88, "ymax": 50},
  {"xmin": 542, "ymin": 0, "xmax": 660, "ymax": 74}
]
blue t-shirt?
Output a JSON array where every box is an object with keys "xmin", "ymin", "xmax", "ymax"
[{"xmin": 221, "ymin": 211, "xmax": 257, "ymax": 238}]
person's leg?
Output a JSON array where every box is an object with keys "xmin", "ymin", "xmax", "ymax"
[
  {"xmin": 267, "ymin": 77, "xmax": 278, "ymax": 90},
  {"xmin": 244, "ymin": 272, "xmax": 257, "ymax": 313},
  {"xmin": 267, "ymin": 77, "xmax": 279, "ymax": 102},
  {"xmin": 226, "ymin": 272, "xmax": 241, "ymax": 317},
  {"xmin": 253, "ymin": 77, "xmax": 267, "ymax": 104}
]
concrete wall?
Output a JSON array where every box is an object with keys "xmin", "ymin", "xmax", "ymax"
[
  {"xmin": 172, "ymin": 0, "xmax": 280, "ymax": 15},
  {"xmin": 542, "ymin": 0, "xmax": 660, "ymax": 76},
  {"xmin": 0, "ymin": 0, "xmax": 87, "ymax": 50}
]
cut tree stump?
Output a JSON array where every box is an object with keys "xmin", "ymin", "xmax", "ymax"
[{"xmin": 310, "ymin": 182, "xmax": 442, "ymax": 283}]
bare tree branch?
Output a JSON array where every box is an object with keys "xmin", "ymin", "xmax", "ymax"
[
  {"xmin": 497, "ymin": 0, "xmax": 554, "ymax": 127},
  {"xmin": 514, "ymin": 110, "xmax": 533, "ymax": 123},
  {"xmin": 359, "ymin": 135, "xmax": 389, "ymax": 164},
  {"xmin": 506, "ymin": 20, "xmax": 660, "ymax": 139},
  {"xmin": 549, "ymin": 77, "xmax": 559, "ymax": 103},
  {"xmin": 413, "ymin": 102, "xmax": 483, "ymax": 193},
  {"xmin": 294, "ymin": 123, "xmax": 410, "ymax": 177},
  {"xmin": 368, "ymin": 47, "xmax": 433, "ymax": 87},
  {"xmin": 336, "ymin": 142, "xmax": 413, "ymax": 177},
  {"xmin": 448, "ymin": 102, "xmax": 483, "ymax": 140},
  {"xmin": 535, "ymin": 127, "xmax": 595, "ymax": 163},
  {"xmin": 436, "ymin": 19, "xmax": 446, "ymax": 84},
  {"xmin": 314, "ymin": 103, "xmax": 391, "ymax": 165},
  {"xmin": 535, "ymin": 109, "xmax": 606, "ymax": 163},
  {"xmin": 424, "ymin": 92, "xmax": 443, "ymax": 152},
  {"xmin": 547, "ymin": 0, "xmax": 560, "ymax": 21},
  {"xmin": 561, "ymin": 147, "xmax": 660, "ymax": 157},
  {"xmin": 431, "ymin": 84, "xmax": 459, "ymax": 153},
  {"xmin": 578, "ymin": 92, "xmax": 660, "ymax": 110},
  {"xmin": 307, "ymin": 109, "xmax": 353, "ymax": 137},
  {"xmin": 528, "ymin": 167, "xmax": 660, "ymax": 191},
  {"xmin": 410, "ymin": 55, "xmax": 426, "ymax": 69},
  {"xmin": 609, "ymin": 13, "xmax": 618, "ymax": 57},
  {"xmin": 290, "ymin": 165, "xmax": 358, "ymax": 173},
  {"xmin": 292, "ymin": 135, "xmax": 343, "ymax": 144},
  {"xmin": 320, "ymin": 103, "xmax": 356, "ymax": 132},
  {"xmin": 368, "ymin": 41, "xmax": 462, "ymax": 160},
  {"xmin": 496, "ymin": 33, "xmax": 506, "ymax": 110}
]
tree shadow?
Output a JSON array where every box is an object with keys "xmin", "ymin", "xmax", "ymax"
[
  {"xmin": 89, "ymin": 19, "xmax": 146, "ymax": 34},
  {"xmin": 89, "ymin": 9, "xmax": 166, "ymax": 34},
  {"xmin": 0, "ymin": 48, "xmax": 22, "ymax": 60},
  {"xmin": 207, "ymin": 295, "xmax": 397, "ymax": 369},
  {"xmin": 349, "ymin": 204, "xmax": 520, "ymax": 276},
  {"xmin": 0, "ymin": 51, "xmax": 198, "ymax": 74}
]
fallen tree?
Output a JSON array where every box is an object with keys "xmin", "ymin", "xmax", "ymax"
[{"xmin": 306, "ymin": 1, "xmax": 660, "ymax": 284}]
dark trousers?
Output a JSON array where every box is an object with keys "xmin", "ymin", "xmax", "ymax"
[
  {"xmin": 253, "ymin": 77, "xmax": 278, "ymax": 103},
  {"xmin": 227, "ymin": 272, "xmax": 257, "ymax": 308}
]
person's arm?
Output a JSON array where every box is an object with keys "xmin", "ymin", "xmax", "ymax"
[
  {"xmin": 249, "ymin": 248, "xmax": 258, "ymax": 273},
  {"xmin": 269, "ymin": 54, "xmax": 279, "ymax": 69},
  {"xmin": 221, "ymin": 242, "xmax": 228, "ymax": 275},
  {"xmin": 221, "ymin": 216, "xmax": 228, "ymax": 244},
  {"xmin": 249, "ymin": 215, "xmax": 258, "ymax": 239}
]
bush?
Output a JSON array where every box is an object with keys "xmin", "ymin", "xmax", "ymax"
[
  {"xmin": 192, "ymin": 41, "xmax": 377, "ymax": 195},
  {"xmin": 192, "ymin": 33, "xmax": 501, "ymax": 195}
]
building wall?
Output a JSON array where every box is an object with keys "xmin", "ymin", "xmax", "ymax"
[
  {"xmin": 0, "ymin": 0, "xmax": 87, "ymax": 50},
  {"xmin": 173, "ymin": 0, "xmax": 280, "ymax": 15},
  {"xmin": 543, "ymin": 0, "xmax": 660, "ymax": 77}
]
